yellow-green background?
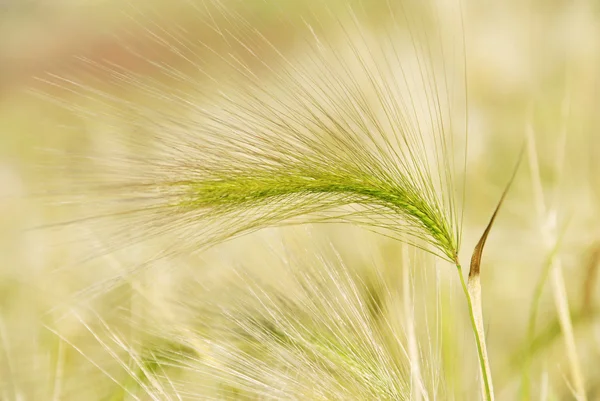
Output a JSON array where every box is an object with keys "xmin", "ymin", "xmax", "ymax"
[{"xmin": 1, "ymin": 0, "xmax": 600, "ymax": 399}]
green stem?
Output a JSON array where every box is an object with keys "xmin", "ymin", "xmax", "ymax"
[
  {"xmin": 521, "ymin": 239, "xmax": 563, "ymax": 401},
  {"xmin": 456, "ymin": 263, "xmax": 494, "ymax": 401}
]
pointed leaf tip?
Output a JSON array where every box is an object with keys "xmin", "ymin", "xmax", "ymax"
[{"xmin": 469, "ymin": 147, "xmax": 524, "ymax": 279}]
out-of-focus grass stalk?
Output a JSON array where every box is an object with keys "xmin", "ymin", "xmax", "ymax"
[
  {"xmin": 540, "ymin": 368, "xmax": 549, "ymax": 401},
  {"xmin": 51, "ymin": 340, "xmax": 65, "ymax": 401},
  {"xmin": 521, "ymin": 236, "xmax": 564, "ymax": 400},
  {"xmin": 525, "ymin": 115, "xmax": 587, "ymax": 400},
  {"xmin": 402, "ymin": 249, "xmax": 426, "ymax": 401}
]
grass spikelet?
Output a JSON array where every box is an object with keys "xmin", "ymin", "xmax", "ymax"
[
  {"xmin": 129, "ymin": 239, "xmax": 464, "ymax": 400},
  {"xmin": 35, "ymin": 237, "xmax": 474, "ymax": 400},
  {"xmin": 39, "ymin": 0, "xmax": 465, "ymax": 266}
]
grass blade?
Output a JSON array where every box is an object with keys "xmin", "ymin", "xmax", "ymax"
[{"xmin": 458, "ymin": 147, "xmax": 523, "ymax": 401}]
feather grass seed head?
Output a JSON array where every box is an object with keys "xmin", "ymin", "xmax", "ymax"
[
  {"xmin": 136, "ymin": 240, "xmax": 458, "ymax": 400},
  {"xmin": 41, "ymin": 1, "xmax": 467, "ymax": 267}
]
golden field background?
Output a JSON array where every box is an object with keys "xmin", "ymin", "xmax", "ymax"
[{"xmin": 1, "ymin": 0, "xmax": 600, "ymax": 399}]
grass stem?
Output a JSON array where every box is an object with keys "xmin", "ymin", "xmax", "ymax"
[
  {"xmin": 526, "ymin": 124, "xmax": 587, "ymax": 400},
  {"xmin": 457, "ymin": 263, "xmax": 494, "ymax": 401},
  {"xmin": 550, "ymin": 263, "xmax": 586, "ymax": 400}
]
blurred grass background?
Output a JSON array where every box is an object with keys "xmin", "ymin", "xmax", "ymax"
[{"xmin": 1, "ymin": 0, "xmax": 600, "ymax": 399}]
